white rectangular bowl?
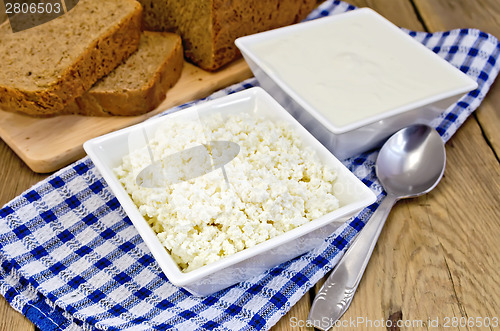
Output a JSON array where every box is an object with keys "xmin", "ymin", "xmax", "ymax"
[
  {"xmin": 84, "ymin": 87, "xmax": 376, "ymax": 296},
  {"xmin": 235, "ymin": 8, "xmax": 478, "ymax": 159}
]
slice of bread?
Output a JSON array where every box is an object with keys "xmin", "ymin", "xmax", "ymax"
[
  {"xmin": 63, "ymin": 31, "xmax": 184, "ymax": 116},
  {"xmin": 137, "ymin": 0, "xmax": 318, "ymax": 71},
  {"xmin": 0, "ymin": 0, "xmax": 142, "ymax": 116}
]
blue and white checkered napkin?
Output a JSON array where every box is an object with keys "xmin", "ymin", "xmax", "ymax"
[{"xmin": 1, "ymin": 1, "xmax": 499, "ymax": 330}]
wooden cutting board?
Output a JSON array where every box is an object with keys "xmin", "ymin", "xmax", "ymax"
[{"xmin": 0, "ymin": 59, "xmax": 253, "ymax": 173}]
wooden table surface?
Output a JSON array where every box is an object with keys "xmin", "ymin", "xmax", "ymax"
[{"xmin": 1, "ymin": 0, "xmax": 499, "ymax": 330}]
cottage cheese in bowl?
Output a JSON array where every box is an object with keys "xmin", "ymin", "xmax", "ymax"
[
  {"xmin": 114, "ymin": 112, "xmax": 340, "ymax": 272},
  {"xmin": 84, "ymin": 87, "xmax": 377, "ymax": 295}
]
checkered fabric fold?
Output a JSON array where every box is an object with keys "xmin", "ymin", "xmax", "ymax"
[{"xmin": 1, "ymin": 1, "xmax": 499, "ymax": 330}]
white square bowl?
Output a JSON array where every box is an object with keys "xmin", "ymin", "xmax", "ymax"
[
  {"xmin": 235, "ymin": 8, "xmax": 478, "ymax": 159},
  {"xmin": 83, "ymin": 87, "xmax": 376, "ymax": 296}
]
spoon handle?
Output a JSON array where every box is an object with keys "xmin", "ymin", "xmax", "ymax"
[{"xmin": 308, "ymin": 195, "xmax": 396, "ymax": 329}]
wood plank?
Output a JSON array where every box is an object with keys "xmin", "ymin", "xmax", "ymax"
[
  {"xmin": 0, "ymin": 297, "xmax": 34, "ymax": 331},
  {"xmin": 0, "ymin": 60, "xmax": 252, "ymax": 174},
  {"xmin": 414, "ymin": 0, "xmax": 500, "ymax": 157},
  {"xmin": 0, "ymin": 140, "xmax": 48, "ymax": 205},
  {"xmin": 346, "ymin": 0, "xmax": 425, "ymax": 30},
  {"xmin": 474, "ymin": 87, "xmax": 500, "ymax": 157},
  {"xmin": 414, "ymin": 0, "xmax": 500, "ymax": 35}
]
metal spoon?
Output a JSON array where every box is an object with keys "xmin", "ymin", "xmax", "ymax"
[{"xmin": 308, "ymin": 124, "xmax": 446, "ymax": 330}]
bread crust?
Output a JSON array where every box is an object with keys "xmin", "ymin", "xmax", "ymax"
[{"xmin": 0, "ymin": 0, "xmax": 143, "ymax": 116}]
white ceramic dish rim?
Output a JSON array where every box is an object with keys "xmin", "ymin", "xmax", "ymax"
[
  {"xmin": 235, "ymin": 8, "xmax": 478, "ymax": 135},
  {"xmin": 84, "ymin": 87, "xmax": 377, "ymax": 287}
]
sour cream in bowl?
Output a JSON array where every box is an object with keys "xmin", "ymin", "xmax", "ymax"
[{"xmin": 236, "ymin": 8, "xmax": 477, "ymax": 159}]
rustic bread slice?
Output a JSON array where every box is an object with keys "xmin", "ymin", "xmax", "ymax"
[
  {"xmin": 0, "ymin": 0, "xmax": 142, "ymax": 116},
  {"xmin": 63, "ymin": 31, "xmax": 184, "ymax": 116},
  {"xmin": 137, "ymin": 0, "xmax": 318, "ymax": 71}
]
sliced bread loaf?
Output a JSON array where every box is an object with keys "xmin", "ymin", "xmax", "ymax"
[
  {"xmin": 0, "ymin": 0, "xmax": 142, "ymax": 116},
  {"xmin": 63, "ymin": 31, "xmax": 184, "ymax": 116},
  {"xmin": 137, "ymin": 0, "xmax": 318, "ymax": 71}
]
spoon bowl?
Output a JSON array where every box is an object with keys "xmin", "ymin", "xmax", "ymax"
[
  {"xmin": 308, "ymin": 124, "xmax": 446, "ymax": 329},
  {"xmin": 377, "ymin": 124, "xmax": 446, "ymax": 198}
]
